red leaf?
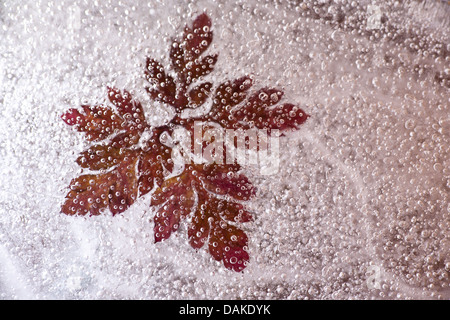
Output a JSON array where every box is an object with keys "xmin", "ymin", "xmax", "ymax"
[
  {"xmin": 62, "ymin": 173, "xmax": 114, "ymax": 216},
  {"xmin": 61, "ymin": 88, "xmax": 148, "ymax": 142},
  {"xmin": 233, "ymin": 88, "xmax": 309, "ymax": 132},
  {"xmin": 209, "ymin": 220, "xmax": 249, "ymax": 272},
  {"xmin": 61, "ymin": 105, "xmax": 122, "ymax": 142},
  {"xmin": 188, "ymin": 195, "xmax": 251, "ymax": 249},
  {"xmin": 61, "ymin": 108, "xmax": 83, "ymax": 126},
  {"xmin": 196, "ymin": 190, "xmax": 250, "ymax": 272},
  {"xmin": 62, "ymin": 156, "xmax": 139, "ymax": 216},
  {"xmin": 145, "ymin": 58, "xmax": 176, "ymax": 105},
  {"xmin": 187, "ymin": 54, "xmax": 217, "ymax": 83},
  {"xmin": 213, "ymin": 196, "xmax": 253, "ymax": 223},
  {"xmin": 76, "ymin": 144, "xmax": 129, "ymax": 171},
  {"xmin": 170, "ymin": 13, "xmax": 214, "ymax": 81},
  {"xmin": 138, "ymin": 128, "xmax": 174, "ymax": 195},
  {"xmin": 152, "ymin": 172, "xmax": 195, "ymax": 242},
  {"xmin": 62, "ymin": 13, "xmax": 309, "ymax": 273},
  {"xmin": 148, "ymin": 13, "xmax": 217, "ymax": 112},
  {"xmin": 197, "ymin": 163, "xmax": 256, "ymax": 201},
  {"xmin": 108, "ymin": 157, "xmax": 139, "ymax": 215},
  {"xmin": 107, "ymin": 87, "xmax": 146, "ymax": 129},
  {"xmin": 188, "ymin": 82, "xmax": 213, "ymax": 108},
  {"xmin": 151, "ymin": 164, "xmax": 254, "ymax": 271},
  {"xmin": 62, "ymin": 89, "xmax": 146, "ymax": 216},
  {"xmin": 205, "ymin": 76, "xmax": 253, "ymax": 126}
]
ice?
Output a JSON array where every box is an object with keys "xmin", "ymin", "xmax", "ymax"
[{"xmin": 0, "ymin": 0, "xmax": 448, "ymax": 299}]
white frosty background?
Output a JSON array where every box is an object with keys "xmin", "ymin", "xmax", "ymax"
[{"xmin": 0, "ymin": 0, "xmax": 448, "ymax": 299}]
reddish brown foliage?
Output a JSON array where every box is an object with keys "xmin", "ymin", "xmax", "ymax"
[{"xmin": 62, "ymin": 13, "xmax": 308, "ymax": 272}]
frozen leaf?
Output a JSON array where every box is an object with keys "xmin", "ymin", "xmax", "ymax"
[
  {"xmin": 138, "ymin": 128, "xmax": 174, "ymax": 195},
  {"xmin": 62, "ymin": 89, "xmax": 147, "ymax": 216},
  {"xmin": 151, "ymin": 164, "xmax": 253, "ymax": 272},
  {"xmin": 196, "ymin": 163, "xmax": 256, "ymax": 201},
  {"xmin": 152, "ymin": 172, "xmax": 195, "ymax": 242},
  {"xmin": 76, "ymin": 144, "xmax": 130, "ymax": 171},
  {"xmin": 62, "ymin": 88, "xmax": 146, "ymax": 142},
  {"xmin": 188, "ymin": 82, "xmax": 213, "ymax": 108},
  {"xmin": 146, "ymin": 12, "xmax": 217, "ymax": 113},
  {"xmin": 61, "ymin": 105, "xmax": 122, "ymax": 142},
  {"xmin": 170, "ymin": 12, "xmax": 214, "ymax": 82},
  {"xmin": 233, "ymin": 88, "xmax": 309, "ymax": 133},
  {"xmin": 62, "ymin": 13, "xmax": 309, "ymax": 273},
  {"xmin": 62, "ymin": 157, "xmax": 138, "ymax": 216},
  {"xmin": 191, "ymin": 190, "xmax": 251, "ymax": 272},
  {"xmin": 145, "ymin": 58, "xmax": 176, "ymax": 105}
]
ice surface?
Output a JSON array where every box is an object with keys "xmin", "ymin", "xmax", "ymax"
[{"xmin": 0, "ymin": 0, "xmax": 448, "ymax": 299}]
